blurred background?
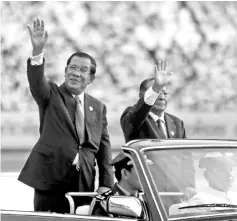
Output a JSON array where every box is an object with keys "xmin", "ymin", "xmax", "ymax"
[{"xmin": 1, "ymin": 1, "xmax": 237, "ymax": 211}]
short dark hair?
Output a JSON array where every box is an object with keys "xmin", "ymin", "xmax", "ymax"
[
  {"xmin": 139, "ymin": 78, "xmax": 154, "ymax": 94},
  {"xmin": 66, "ymin": 52, "xmax": 97, "ymax": 75},
  {"xmin": 114, "ymin": 157, "xmax": 133, "ymax": 181}
]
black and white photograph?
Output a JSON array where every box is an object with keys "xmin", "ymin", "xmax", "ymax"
[{"xmin": 1, "ymin": 1, "xmax": 237, "ymax": 221}]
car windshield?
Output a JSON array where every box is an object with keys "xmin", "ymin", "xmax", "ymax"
[{"xmin": 143, "ymin": 147, "xmax": 237, "ymax": 218}]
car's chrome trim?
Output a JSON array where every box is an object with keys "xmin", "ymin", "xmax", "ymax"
[
  {"xmin": 168, "ymin": 211, "xmax": 237, "ymax": 220},
  {"xmin": 122, "ymin": 147, "xmax": 166, "ymax": 221},
  {"xmin": 124, "ymin": 140, "xmax": 237, "ymax": 220},
  {"xmin": 65, "ymin": 192, "xmax": 98, "ymax": 214},
  {"xmin": 140, "ymin": 143, "xmax": 237, "ymax": 152},
  {"xmin": 125, "ymin": 139, "xmax": 237, "ymax": 151},
  {"xmin": 123, "ymin": 139, "xmax": 141, "ymax": 146},
  {"xmin": 0, "ymin": 210, "xmax": 133, "ymax": 221}
]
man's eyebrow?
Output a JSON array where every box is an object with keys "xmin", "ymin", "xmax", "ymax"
[{"xmin": 71, "ymin": 64, "xmax": 90, "ymax": 68}]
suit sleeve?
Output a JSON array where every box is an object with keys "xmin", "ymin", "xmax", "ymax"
[
  {"xmin": 96, "ymin": 105, "xmax": 114, "ymax": 188},
  {"xmin": 27, "ymin": 58, "xmax": 51, "ymax": 107},
  {"xmin": 120, "ymin": 96, "xmax": 152, "ymax": 142}
]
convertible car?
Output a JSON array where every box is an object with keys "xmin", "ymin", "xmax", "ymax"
[{"xmin": 1, "ymin": 139, "xmax": 237, "ymax": 221}]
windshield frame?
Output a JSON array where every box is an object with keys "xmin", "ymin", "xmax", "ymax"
[{"xmin": 122, "ymin": 140, "xmax": 237, "ymax": 220}]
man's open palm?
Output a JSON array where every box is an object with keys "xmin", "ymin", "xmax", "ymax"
[
  {"xmin": 27, "ymin": 18, "xmax": 48, "ymax": 56},
  {"xmin": 154, "ymin": 60, "xmax": 172, "ymax": 90}
]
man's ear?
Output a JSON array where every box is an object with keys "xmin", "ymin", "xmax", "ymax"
[
  {"xmin": 203, "ymin": 170, "xmax": 208, "ymax": 180},
  {"xmin": 139, "ymin": 91, "xmax": 144, "ymax": 98},
  {"xmin": 89, "ymin": 74, "xmax": 95, "ymax": 84},
  {"xmin": 121, "ymin": 168, "xmax": 129, "ymax": 179}
]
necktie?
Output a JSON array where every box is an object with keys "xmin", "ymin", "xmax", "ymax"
[
  {"xmin": 75, "ymin": 95, "xmax": 85, "ymax": 144},
  {"xmin": 157, "ymin": 119, "xmax": 166, "ymax": 139}
]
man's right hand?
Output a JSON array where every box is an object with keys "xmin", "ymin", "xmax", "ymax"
[
  {"xmin": 152, "ymin": 60, "xmax": 172, "ymax": 93},
  {"xmin": 27, "ymin": 18, "xmax": 48, "ymax": 56}
]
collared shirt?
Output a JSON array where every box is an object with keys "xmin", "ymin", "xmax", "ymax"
[{"xmin": 149, "ymin": 111, "xmax": 167, "ymax": 138}]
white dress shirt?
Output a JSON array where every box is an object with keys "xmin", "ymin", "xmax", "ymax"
[{"xmin": 149, "ymin": 112, "xmax": 167, "ymax": 138}]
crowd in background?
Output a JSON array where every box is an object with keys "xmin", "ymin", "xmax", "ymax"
[{"xmin": 1, "ymin": 1, "xmax": 237, "ymax": 114}]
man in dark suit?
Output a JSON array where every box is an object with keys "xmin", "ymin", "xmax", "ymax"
[
  {"xmin": 121, "ymin": 60, "xmax": 185, "ymax": 142},
  {"xmin": 18, "ymin": 18, "xmax": 114, "ymax": 213},
  {"xmin": 120, "ymin": 60, "xmax": 195, "ymax": 211},
  {"xmin": 91, "ymin": 151, "xmax": 142, "ymax": 216}
]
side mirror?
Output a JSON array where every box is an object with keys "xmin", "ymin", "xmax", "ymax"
[{"xmin": 107, "ymin": 196, "xmax": 143, "ymax": 218}]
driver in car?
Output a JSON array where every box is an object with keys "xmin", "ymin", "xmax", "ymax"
[
  {"xmin": 169, "ymin": 152, "xmax": 237, "ymax": 214},
  {"xmin": 91, "ymin": 151, "xmax": 142, "ymax": 216},
  {"xmin": 188, "ymin": 152, "xmax": 237, "ymax": 204}
]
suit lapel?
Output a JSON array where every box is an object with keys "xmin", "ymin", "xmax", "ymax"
[
  {"xmin": 58, "ymin": 83, "xmax": 78, "ymax": 141},
  {"xmin": 165, "ymin": 113, "xmax": 176, "ymax": 138},
  {"xmin": 84, "ymin": 93, "xmax": 96, "ymax": 141},
  {"xmin": 146, "ymin": 115, "xmax": 160, "ymax": 138}
]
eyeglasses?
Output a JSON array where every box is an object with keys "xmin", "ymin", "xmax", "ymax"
[
  {"xmin": 159, "ymin": 90, "xmax": 171, "ymax": 97},
  {"xmin": 67, "ymin": 65, "xmax": 90, "ymax": 75}
]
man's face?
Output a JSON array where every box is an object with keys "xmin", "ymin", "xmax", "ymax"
[
  {"xmin": 65, "ymin": 56, "xmax": 95, "ymax": 95},
  {"xmin": 207, "ymin": 165, "xmax": 236, "ymax": 192},
  {"xmin": 152, "ymin": 87, "xmax": 169, "ymax": 115},
  {"xmin": 125, "ymin": 166, "xmax": 142, "ymax": 191}
]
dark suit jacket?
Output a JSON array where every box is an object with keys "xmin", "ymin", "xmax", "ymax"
[
  {"xmin": 120, "ymin": 95, "xmax": 195, "ymax": 208},
  {"xmin": 121, "ymin": 96, "xmax": 186, "ymax": 142},
  {"xmin": 18, "ymin": 59, "xmax": 114, "ymax": 191}
]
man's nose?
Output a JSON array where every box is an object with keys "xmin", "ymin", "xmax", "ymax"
[
  {"xmin": 227, "ymin": 168, "xmax": 236, "ymax": 177},
  {"xmin": 159, "ymin": 93, "xmax": 167, "ymax": 99},
  {"xmin": 72, "ymin": 72, "xmax": 81, "ymax": 77}
]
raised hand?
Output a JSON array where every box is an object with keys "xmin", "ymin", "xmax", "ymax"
[
  {"xmin": 152, "ymin": 60, "xmax": 172, "ymax": 93},
  {"xmin": 27, "ymin": 18, "xmax": 48, "ymax": 56}
]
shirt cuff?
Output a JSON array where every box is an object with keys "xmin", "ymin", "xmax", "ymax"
[
  {"xmin": 30, "ymin": 52, "xmax": 44, "ymax": 66},
  {"xmin": 144, "ymin": 86, "xmax": 160, "ymax": 105}
]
